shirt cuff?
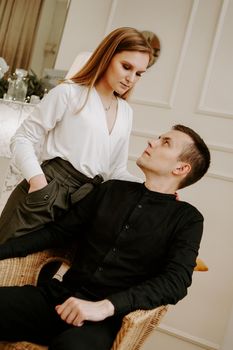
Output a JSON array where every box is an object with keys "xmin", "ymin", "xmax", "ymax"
[
  {"xmin": 107, "ymin": 291, "xmax": 132, "ymax": 315},
  {"xmin": 22, "ymin": 161, "xmax": 44, "ymax": 182}
]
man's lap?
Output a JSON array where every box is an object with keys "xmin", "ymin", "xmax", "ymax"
[
  {"xmin": 0, "ymin": 284, "xmax": 62, "ymax": 344},
  {"xmin": 0, "ymin": 283, "xmax": 122, "ymax": 349},
  {"xmin": 49, "ymin": 317, "xmax": 122, "ymax": 350}
]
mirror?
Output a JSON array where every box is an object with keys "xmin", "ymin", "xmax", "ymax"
[
  {"xmin": 30, "ymin": 0, "xmax": 70, "ymax": 78},
  {"xmin": 0, "ymin": 0, "xmax": 70, "ymax": 79}
]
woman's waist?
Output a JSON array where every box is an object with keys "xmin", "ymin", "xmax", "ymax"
[{"xmin": 42, "ymin": 157, "xmax": 104, "ymax": 186}]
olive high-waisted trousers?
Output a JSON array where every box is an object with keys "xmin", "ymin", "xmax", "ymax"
[{"xmin": 0, "ymin": 158, "xmax": 103, "ymax": 243}]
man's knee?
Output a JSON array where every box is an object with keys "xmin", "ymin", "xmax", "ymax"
[{"xmin": 49, "ymin": 321, "xmax": 117, "ymax": 350}]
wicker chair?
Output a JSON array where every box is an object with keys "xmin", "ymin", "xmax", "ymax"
[{"xmin": 0, "ymin": 249, "xmax": 168, "ymax": 350}]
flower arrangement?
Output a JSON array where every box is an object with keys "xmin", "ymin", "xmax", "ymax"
[{"xmin": 26, "ymin": 69, "xmax": 46, "ymax": 99}]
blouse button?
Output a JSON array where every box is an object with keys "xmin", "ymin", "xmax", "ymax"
[{"xmin": 43, "ymin": 194, "xmax": 49, "ymax": 200}]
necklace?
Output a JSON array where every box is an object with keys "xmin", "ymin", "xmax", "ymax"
[{"xmin": 103, "ymin": 95, "xmax": 115, "ymax": 111}]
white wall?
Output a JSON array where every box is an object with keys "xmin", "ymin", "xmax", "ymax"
[
  {"xmin": 55, "ymin": 1, "xmax": 233, "ymax": 349},
  {"xmin": 55, "ymin": 0, "xmax": 112, "ymax": 69},
  {"xmin": 221, "ymin": 301, "xmax": 233, "ymax": 350}
]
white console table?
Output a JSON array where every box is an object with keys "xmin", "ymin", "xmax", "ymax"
[{"xmin": 0, "ymin": 99, "xmax": 35, "ymax": 208}]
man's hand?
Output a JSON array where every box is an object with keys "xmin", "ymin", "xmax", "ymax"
[
  {"xmin": 55, "ymin": 297, "xmax": 115, "ymax": 327},
  {"xmin": 28, "ymin": 174, "xmax": 48, "ymax": 193}
]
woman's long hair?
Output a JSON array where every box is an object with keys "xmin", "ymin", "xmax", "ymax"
[{"xmin": 70, "ymin": 27, "xmax": 154, "ymax": 107}]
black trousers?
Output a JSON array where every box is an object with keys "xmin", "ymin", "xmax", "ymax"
[{"xmin": 0, "ymin": 279, "xmax": 122, "ymax": 350}]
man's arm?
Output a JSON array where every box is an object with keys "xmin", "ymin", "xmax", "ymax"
[
  {"xmin": 54, "ymin": 209, "xmax": 203, "ymax": 325},
  {"xmin": 107, "ymin": 211, "xmax": 203, "ymax": 315}
]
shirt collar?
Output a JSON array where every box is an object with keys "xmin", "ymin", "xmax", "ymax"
[{"xmin": 141, "ymin": 182, "xmax": 177, "ymax": 201}]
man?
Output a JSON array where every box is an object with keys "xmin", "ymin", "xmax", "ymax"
[{"xmin": 0, "ymin": 124, "xmax": 210, "ymax": 350}]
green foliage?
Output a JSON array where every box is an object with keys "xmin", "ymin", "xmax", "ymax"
[
  {"xmin": 0, "ymin": 78, "xmax": 9, "ymax": 98},
  {"xmin": 27, "ymin": 70, "xmax": 46, "ymax": 99},
  {"xmin": 0, "ymin": 69, "xmax": 46, "ymax": 100}
]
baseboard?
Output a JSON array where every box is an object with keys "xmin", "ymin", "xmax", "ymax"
[{"xmin": 157, "ymin": 323, "xmax": 219, "ymax": 350}]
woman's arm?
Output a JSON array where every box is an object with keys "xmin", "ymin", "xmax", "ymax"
[{"xmin": 10, "ymin": 83, "xmax": 70, "ymax": 183}]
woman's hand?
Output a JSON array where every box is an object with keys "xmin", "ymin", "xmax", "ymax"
[
  {"xmin": 55, "ymin": 297, "xmax": 115, "ymax": 327},
  {"xmin": 28, "ymin": 174, "xmax": 48, "ymax": 193}
]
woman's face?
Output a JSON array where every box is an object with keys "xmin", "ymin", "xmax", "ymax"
[{"xmin": 100, "ymin": 51, "xmax": 150, "ymax": 95}]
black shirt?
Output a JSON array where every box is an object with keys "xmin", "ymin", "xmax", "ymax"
[{"xmin": 0, "ymin": 180, "xmax": 203, "ymax": 315}]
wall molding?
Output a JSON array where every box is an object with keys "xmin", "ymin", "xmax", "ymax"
[
  {"xmin": 128, "ymin": 153, "xmax": 233, "ymax": 183},
  {"xmin": 205, "ymin": 171, "xmax": 233, "ymax": 183},
  {"xmin": 130, "ymin": 98, "xmax": 171, "ymax": 109},
  {"xmin": 131, "ymin": 129, "xmax": 233, "ymax": 154},
  {"xmin": 131, "ymin": 129, "xmax": 233, "ymax": 184},
  {"xmin": 130, "ymin": 0, "xmax": 199, "ymax": 109},
  {"xmin": 104, "ymin": 0, "xmax": 118, "ymax": 35},
  {"xmin": 157, "ymin": 323, "xmax": 219, "ymax": 350},
  {"xmin": 104, "ymin": 0, "xmax": 200, "ymax": 110},
  {"xmin": 196, "ymin": 0, "xmax": 233, "ymax": 120},
  {"xmin": 167, "ymin": 0, "xmax": 199, "ymax": 109}
]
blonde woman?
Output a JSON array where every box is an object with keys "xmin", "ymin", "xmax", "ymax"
[{"xmin": 0, "ymin": 27, "xmax": 156, "ymax": 242}]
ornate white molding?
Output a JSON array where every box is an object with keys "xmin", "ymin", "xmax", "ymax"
[
  {"xmin": 130, "ymin": 128, "xmax": 233, "ymax": 182},
  {"xmin": 104, "ymin": 0, "xmax": 118, "ymax": 35},
  {"xmin": 131, "ymin": 0, "xmax": 200, "ymax": 109},
  {"xmin": 131, "ymin": 129, "xmax": 233, "ymax": 154},
  {"xmin": 168, "ymin": 0, "xmax": 200, "ymax": 108},
  {"xmin": 130, "ymin": 98, "xmax": 171, "ymax": 109},
  {"xmin": 206, "ymin": 171, "xmax": 233, "ymax": 183},
  {"xmin": 157, "ymin": 323, "xmax": 219, "ymax": 350},
  {"xmin": 128, "ymin": 153, "xmax": 233, "ymax": 183},
  {"xmin": 196, "ymin": 0, "xmax": 233, "ymax": 119},
  {"xmin": 104, "ymin": 0, "xmax": 199, "ymax": 110}
]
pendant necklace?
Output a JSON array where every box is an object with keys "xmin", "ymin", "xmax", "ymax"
[{"xmin": 104, "ymin": 95, "xmax": 115, "ymax": 111}]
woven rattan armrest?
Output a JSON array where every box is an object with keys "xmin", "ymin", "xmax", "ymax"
[
  {"xmin": 0, "ymin": 249, "xmax": 71, "ymax": 287},
  {"xmin": 0, "ymin": 251, "xmax": 168, "ymax": 350},
  {"xmin": 111, "ymin": 305, "xmax": 168, "ymax": 350}
]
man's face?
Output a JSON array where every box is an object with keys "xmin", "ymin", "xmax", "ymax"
[{"xmin": 137, "ymin": 130, "xmax": 193, "ymax": 176}]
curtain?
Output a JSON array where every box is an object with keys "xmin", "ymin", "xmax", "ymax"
[{"xmin": 0, "ymin": 0, "xmax": 44, "ymax": 74}]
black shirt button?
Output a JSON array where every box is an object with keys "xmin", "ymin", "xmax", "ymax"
[
  {"xmin": 138, "ymin": 204, "xmax": 142, "ymax": 209},
  {"xmin": 112, "ymin": 247, "xmax": 116, "ymax": 252},
  {"xmin": 43, "ymin": 194, "xmax": 49, "ymax": 200},
  {"xmin": 125, "ymin": 224, "xmax": 129, "ymax": 230},
  {"xmin": 98, "ymin": 266, "xmax": 103, "ymax": 272}
]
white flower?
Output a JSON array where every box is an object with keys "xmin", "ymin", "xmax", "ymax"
[{"xmin": 0, "ymin": 57, "xmax": 9, "ymax": 79}]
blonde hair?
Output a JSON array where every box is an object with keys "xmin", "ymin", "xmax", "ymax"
[{"xmin": 69, "ymin": 27, "xmax": 154, "ymax": 110}]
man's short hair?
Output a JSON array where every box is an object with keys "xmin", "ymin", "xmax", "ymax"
[{"xmin": 173, "ymin": 125, "xmax": 211, "ymax": 189}]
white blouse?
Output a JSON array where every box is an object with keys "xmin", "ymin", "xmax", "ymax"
[{"xmin": 11, "ymin": 82, "xmax": 141, "ymax": 182}]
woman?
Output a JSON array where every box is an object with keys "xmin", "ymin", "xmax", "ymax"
[{"xmin": 0, "ymin": 27, "xmax": 156, "ymax": 243}]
